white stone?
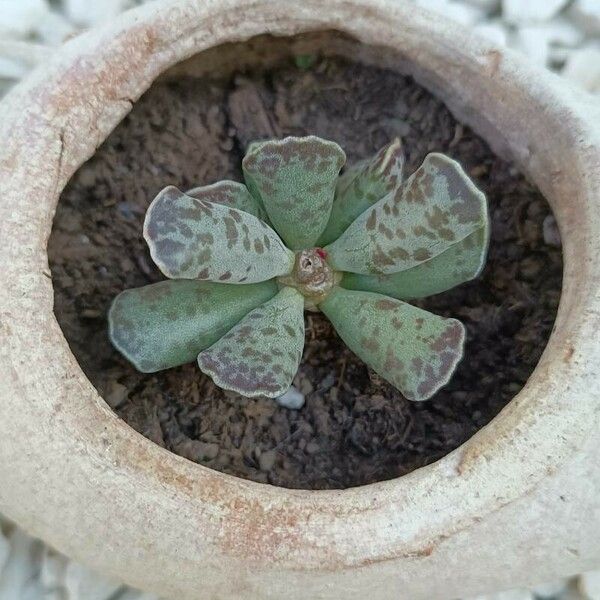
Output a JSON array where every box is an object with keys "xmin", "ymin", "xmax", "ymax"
[
  {"xmin": 439, "ymin": 2, "xmax": 486, "ymax": 26},
  {"xmin": 0, "ymin": 40, "xmax": 50, "ymax": 69},
  {"xmin": 542, "ymin": 17, "xmax": 585, "ymax": 47},
  {"xmin": 276, "ymin": 385, "xmax": 305, "ymax": 409},
  {"xmin": 40, "ymin": 547, "xmax": 67, "ymax": 589},
  {"xmin": 414, "ymin": 0, "xmax": 448, "ymax": 10},
  {"xmin": 463, "ymin": 0, "xmax": 500, "ymax": 13},
  {"xmin": 579, "ymin": 570, "xmax": 600, "ymax": 600},
  {"xmin": 104, "ymin": 380, "xmax": 129, "ymax": 409},
  {"xmin": 0, "ymin": 40, "xmax": 49, "ymax": 81},
  {"xmin": 510, "ymin": 26, "xmax": 550, "ymax": 66},
  {"xmin": 548, "ymin": 45, "xmax": 573, "ymax": 66},
  {"xmin": 562, "ymin": 46, "xmax": 600, "ymax": 94},
  {"xmin": 0, "ymin": 80, "xmax": 14, "ymax": 98},
  {"xmin": 474, "ymin": 21, "xmax": 508, "ymax": 46},
  {"xmin": 569, "ymin": 0, "xmax": 600, "ymax": 36},
  {"xmin": 0, "ymin": 528, "xmax": 9, "ymax": 576},
  {"xmin": 531, "ymin": 578, "xmax": 569, "ymax": 598},
  {"xmin": 543, "ymin": 215, "xmax": 562, "ymax": 247},
  {"xmin": 468, "ymin": 589, "xmax": 534, "ymax": 600},
  {"xmin": 0, "ymin": 57, "xmax": 26, "ymax": 80},
  {"xmin": 41, "ymin": 591, "xmax": 65, "ymax": 600},
  {"xmin": 558, "ymin": 586, "xmax": 586, "ymax": 600},
  {"xmin": 416, "ymin": 0, "xmax": 485, "ymax": 25},
  {"xmin": 117, "ymin": 591, "xmax": 162, "ymax": 600},
  {"xmin": 0, "ymin": 0, "xmax": 49, "ymax": 36},
  {"xmin": 63, "ymin": 561, "xmax": 122, "ymax": 600},
  {"xmin": 20, "ymin": 577, "xmax": 46, "ymax": 600},
  {"xmin": 502, "ymin": 0, "xmax": 570, "ymax": 24},
  {"xmin": 509, "ymin": 18, "xmax": 585, "ymax": 68},
  {"xmin": 0, "ymin": 525, "xmax": 153, "ymax": 600},
  {"xmin": 35, "ymin": 11, "xmax": 77, "ymax": 45},
  {"xmin": 64, "ymin": 0, "xmax": 133, "ymax": 27},
  {"xmin": 0, "ymin": 529, "xmax": 41, "ymax": 599}
]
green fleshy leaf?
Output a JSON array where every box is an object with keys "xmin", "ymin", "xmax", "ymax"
[
  {"xmin": 320, "ymin": 287, "xmax": 465, "ymax": 401},
  {"xmin": 318, "ymin": 138, "xmax": 404, "ymax": 246},
  {"xmin": 108, "ymin": 279, "xmax": 278, "ymax": 373},
  {"xmin": 341, "ymin": 226, "xmax": 489, "ymax": 300},
  {"xmin": 198, "ymin": 287, "xmax": 305, "ymax": 398},
  {"xmin": 144, "ymin": 186, "xmax": 294, "ymax": 283},
  {"xmin": 242, "ymin": 136, "xmax": 346, "ymax": 251},
  {"xmin": 324, "ymin": 153, "xmax": 488, "ymax": 275},
  {"xmin": 186, "ymin": 180, "xmax": 267, "ymax": 220}
]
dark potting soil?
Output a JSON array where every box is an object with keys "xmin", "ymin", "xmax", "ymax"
[{"xmin": 48, "ymin": 55, "xmax": 562, "ymax": 490}]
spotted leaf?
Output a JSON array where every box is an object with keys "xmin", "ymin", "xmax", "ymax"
[
  {"xmin": 242, "ymin": 136, "xmax": 346, "ymax": 250},
  {"xmin": 320, "ymin": 287, "xmax": 465, "ymax": 401},
  {"xmin": 186, "ymin": 180, "xmax": 267, "ymax": 221},
  {"xmin": 144, "ymin": 186, "xmax": 294, "ymax": 283},
  {"xmin": 341, "ymin": 226, "xmax": 489, "ymax": 300},
  {"xmin": 324, "ymin": 153, "xmax": 488, "ymax": 275},
  {"xmin": 198, "ymin": 287, "xmax": 305, "ymax": 398},
  {"xmin": 318, "ymin": 138, "xmax": 404, "ymax": 245},
  {"xmin": 108, "ymin": 279, "xmax": 278, "ymax": 373}
]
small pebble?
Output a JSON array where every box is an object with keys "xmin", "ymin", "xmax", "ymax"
[
  {"xmin": 0, "ymin": 56, "xmax": 28, "ymax": 79},
  {"xmin": 319, "ymin": 372, "xmax": 336, "ymax": 391},
  {"xmin": 117, "ymin": 590, "xmax": 162, "ymax": 600},
  {"xmin": 0, "ymin": 0, "xmax": 49, "ymax": 37},
  {"xmin": 0, "ymin": 527, "xmax": 9, "ymax": 575},
  {"xmin": 531, "ymin": 578, "xmax": 570, "ymax": 598},
  {"xmin": 0, "ymin": 529, "xmax": 40, "ymax": 598},
  {"xmin": 416, "ymin": 0, "xmax": 485, "ymax": 26},
  {"xmin": 63, "ymin": 561, "xmax": 122, "ymax": 600},
  {"xmin": 569, "ymin": 0, "xmax": 600, "ymax": 36},
  {"xmin": 562, "ymin": 46, "xmax": 600, "ymax": 94},
  {"xmin": 540, "ymin": 17, "xmax": 585, "ymax": 47},
  {"xmin": 258, "ymin": 450, "xmax": 276, "ymax": 471},
  {"xmin": 305, "ymin": 441, "xmax": 320, "ymax": 455},
  {"xmin": 543, "ymin": 214, "xmax": 561, "ymax": 247},
  {"xmin": 463, "ymin": 0, "xmax": 500, "ymax": 12},
  {"xmin": 440, "ymin": 1, "xmax": 486, "ymax": 26},
  {"xmin": 510, "ymin": 26, "xmax": 550, "ymax": 65},
  {"xmin": 104, "ymin": 381, "xmax": 128, "ymax": 409},
  {"xmin": 276, "ymin": 386, "xmax": 305, "ymax": 410},
  {"xmin": 502, "ymin": 0, "xmax": 569, "ymax": 24},
  {"xmin": 468, "ymin": 588, "xmax": 534, "ymax": 600},
  {"xmin": 298, "ymin": 377, "xmax": 313, "ymax": 396},
  {"xmin": 63, "ymin": 0, "xmax": 131, "ymax": 27},
  {"xmin": 474, "ymin": 21, "xmax": 508, "ymax": 46},
  {"xmin": 40, "ymin": 547, "xmax": 67, "ymax": 589},
  {"xmin": 195, "ymin": 442, "xmax": 219, "ymax": 461},
  {"xmin": 511, "ymin": 18, "xmax": 584, "ymax": 67},
  {"xmin": 35, "ymin": 10, "xmax": 76, "ymax": 45},
  {"xmin": 579, "ymin": 570, "xmax": 600, "ymax": 600}
]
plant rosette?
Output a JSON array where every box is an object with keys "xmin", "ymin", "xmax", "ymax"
[{"xmin": 109, "ymin": 136, "xmax": 489, "ymax": 403}]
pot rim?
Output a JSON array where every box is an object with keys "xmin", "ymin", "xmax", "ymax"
[{"xmin": 0, "ymin": 0, "xmax": 599, "ymax": 595}]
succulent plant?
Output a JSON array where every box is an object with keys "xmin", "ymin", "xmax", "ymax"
[{"xmin": 109, "ymin": 136, "xmax": 489, "ymax": 403}]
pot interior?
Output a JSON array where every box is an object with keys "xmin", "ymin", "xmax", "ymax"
[{"xmin": 47, "ymin": 32, "xmax": 563, "ymax": 490}]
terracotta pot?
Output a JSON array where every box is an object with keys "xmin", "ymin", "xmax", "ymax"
[{"xmin": 1, "ymin": 1, "xmax": 599, "ymax": 599}]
